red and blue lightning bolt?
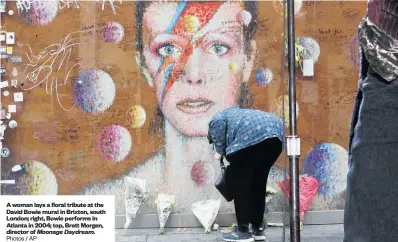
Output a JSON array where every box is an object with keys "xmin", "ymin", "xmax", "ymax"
[{"xmin": 157, "ymin": 2, "xmax": 223, "ymax": 104}]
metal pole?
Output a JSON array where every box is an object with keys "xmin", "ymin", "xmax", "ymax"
[{"xmin": 287, "ymin": 0, "xmax": 301, "ymax": 241}]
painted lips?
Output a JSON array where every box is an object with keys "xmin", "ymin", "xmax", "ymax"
[{"xmin": 176, "ymin": 98, "xmax": 214, "ymax": 114}]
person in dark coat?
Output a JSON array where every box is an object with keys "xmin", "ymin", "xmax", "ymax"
[{"xmin": 344, "ymin": 1, "xmax": 398, "ymax": 241}]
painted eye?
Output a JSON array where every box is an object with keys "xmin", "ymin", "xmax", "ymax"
[
  {"xmin": 157, "ymin": 44, "xmax": 180, "ymax": 57},
  {"xmin": 208, "ymin": 43, "xmax": 230, "ymax": 56}
]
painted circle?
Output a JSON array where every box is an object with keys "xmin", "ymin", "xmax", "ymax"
[
  {"xmin": 3, "ymin": 91, "xmax": 9, "ymax": 96},
  {"xmin": 191, "ymin": 160, "xmax": 215, "ymax": 186},
  {"xmin": 271, "ymin": 95, "xmax": 299, "ymax": 126},
  {"xmin": 4, "ymin": 160, "xmax": 58, "ymax": 195},
  {"xmin": 298, "ymin": 37, "xmax": 321, "ymax": 63},
  {"xmin": 236, "ymin": 10, "xmax": 252, "ymax": 26},
  {"xmin": 126, "ymin": 105, "xmax": 146, "ymax": 129},
  {"xmin": 184, "ymin": 15, "xmax": 200, "ymax": 32},
  {"xmin": 73, "ymin": 69, "xmax": 116, "ymax": 114},
  {"xmin": 255, "ymin": 67, "xmax": 273, "ymax": 87},
  {"xmin": 348, "ymin": 34, "xmax": 360, "ymax": 68},
  {"xmin": 103, "ymin": 21, "xmax": 125, "ymax": 43},
  {"xmin": 274, "ymin": 0, "xmax": 303, "ymax": 16},
  {"xmin": 98, "ymin": 125, "xmax": 132, "ymax": 163},
  {"xmin": 20, "ymin": 0, "xmax": 58, "ymax": 26},
  {"xmin": 302, "ymin": 143, "xmax": 348, "ymax": 198}
]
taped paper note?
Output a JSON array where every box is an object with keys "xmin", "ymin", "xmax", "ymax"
[
  {"xmin": 14, "ymin": 92, "xmax": 23, "ymax": 102},
  {"xmin": 0, "ymin": 80, "xmax": 8, "ymax": 88},
  {"xmin": 6, "ymin": 46, "xmax": 12, "ymax": 55},
  {"xmin": 303, "ymin": 59, "xmax": 314, "ymax": 77},
  {"xmin": 8, "ymin": 105, "xmax": 16, "ymax": 113}
]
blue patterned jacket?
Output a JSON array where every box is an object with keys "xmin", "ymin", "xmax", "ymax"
[{"xmin": 207, "ymin": 107, "xmax": 284, "ymax": 156}]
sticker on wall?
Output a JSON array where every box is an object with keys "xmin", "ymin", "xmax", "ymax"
[
  {"xmin": 0, "ymin": 0, "xmax": 5, "ymax": 13},
  {"xmin": 0, "ymin": 67, "xmax": 6, "ymax": 76},
  {"xmin": 6, "ymin": 32, "xmax": 15, "ymax": 45},
  {"xmin": 11, "ymin": 67, "xmax": 17, "ymax": 76},
  {"xmin": 0, "ymin": 125, "xmax": 6, "ymax": 140},
  {"xmin": 6, "ymin": 46, "xmax": 13, "ymax": 55},
  {"xmin": 11, "ymin": 79, "xmax": 17, "ymax": 88},
  {"xmin": 5, "ymin": 112, "xmax": 11, "ymax": 119},
  {"xmin": 9, "ymin": 120, "xmax": 17, "ymax": 129},
  {"xmin": 98, "ymin": 124, "xmax": 132, "ymax": 163},
  {"xmin": 20, "ymin": 0, "xmax": 58, "ymax": 26},
  {"xmin": 0, "ymin": 46, "xmax": 6, "ymax": 55},
  {"xmin": 302, "ymin": 59, "xmax": 314, "ymax": 77},
  {"xmin": 73, "ymin": 69, "xmax": 116, "ymax": 114},
  {"xmin": 1, "ymin": 147, "xmax": 10, "ymax": 157},
  {"xmin": 0, "ymin": 109, "xmax": 6, "ymax": 119},
  {"xmin": 0, "ymin": 80, "xmax": 8, "ymax": 88},
  {"xmin": 11, "ymin": 165, "xmax": 22, "ymax": 172},
  {"xmin": 14, "ymin": 92, "xmax": 23, "ymax": 102},
  {"xmin": 126, "ymin": 105, "xmax": 146, "ymax": 129},
  {"xmin": 10, "ymin": 56, "xmax": 22, "ymax": 63},
  {"xmin": 3, "ymin": 160, "xmax": 58, "ymax": 195},
  {"xmin": 3, "ymin": 90, "xmax": 9, "ymax": 96},
  {"xmin": 0, "ymin": 34, "xmax": 5, "ymax": 42},
  {"xmin": 255, "ymin": 67, "xmax": 273, "ymax": 87},
  {"xmin": 302, "ymin": 143, "xmax": 348, "ymax": 198}
]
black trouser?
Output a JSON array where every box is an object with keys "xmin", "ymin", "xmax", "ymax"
[{"xmin": 226, "ymin": 137, "xmax": 283, "ymax": 229}]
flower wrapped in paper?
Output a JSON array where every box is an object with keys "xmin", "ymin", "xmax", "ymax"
[
  {"xmin": 266, "ymin": 186, "xmax": 278, "ymax": 204},
  {"xmin": 277, "ymin": 175, "xmax": 319, "ymax": 227},
  {"xmin": 123, "ymin": 177, "xmax": 148, "ymax": 230},
  {"xmin": 191, "ymin": 199, "xmax": 221, "ymax": 233},
  {"xmin": 155, "ymin": 194, "xmax": 176, "ymax": 234},
  {"xmin": 264, "ymin": 186, "xmax": 278, "ymax": 227}
]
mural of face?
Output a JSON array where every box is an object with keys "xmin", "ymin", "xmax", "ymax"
[{"xmin": 139, "ymin": 2, "xmax": 256, "ymax": 137}]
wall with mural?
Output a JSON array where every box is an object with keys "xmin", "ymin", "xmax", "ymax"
[{"xmin": 0, "ymin": 0, "xmax": 366, "ymax": 216}]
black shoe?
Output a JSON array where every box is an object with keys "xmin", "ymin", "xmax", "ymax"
[
  {"xmin": 221, "ymin": 226, "xmax": 254, "ymax": 242},
  {"xmin": 251, "ymin": 226, "xmax": 267, "ymax": 241}
]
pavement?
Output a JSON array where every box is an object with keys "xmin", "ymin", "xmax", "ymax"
[{"xmin": 117, "ymin": 224, "xmax": 344, "ymax": 242}]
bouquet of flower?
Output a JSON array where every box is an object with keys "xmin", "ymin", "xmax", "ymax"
[
  {"xmin": 266, "ymin": 187, "xmax": 278, "ymax": 204},
  {"xmin": 123, "ymin": 177, "xmax": 148, "ymax": 230},
  {"xmin": 264, "ymin": 186, "xmax": 278, "ymax": 227},
  {"xmin": 191, "ymin": 199, "xmax": 221, "ymax": 233},
  {"xmin": 156, "ymin": 194, "xmax": 176, "ymax": 234},
  {"xmin": 283, "ymin": 35, "xmax": 307, "ymax": 70},
  {"xmin": 278, "ymin": 175, "xmax": 319, "ymax": 224}
]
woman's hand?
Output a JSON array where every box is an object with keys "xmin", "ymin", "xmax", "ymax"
[{"xmin": 213, "ymin": 152, "xmax": 222, "ymax": 160}]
